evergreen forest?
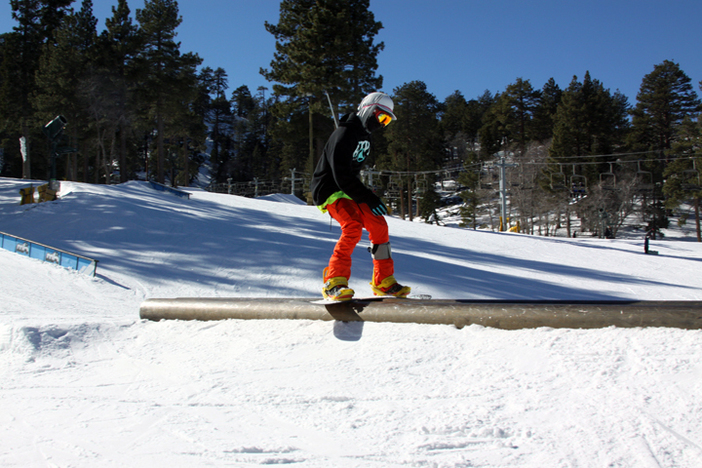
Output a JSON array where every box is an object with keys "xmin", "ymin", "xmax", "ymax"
[{"xmin": 1, "ymin": 0, "xmax": 701, "ymax": 240}]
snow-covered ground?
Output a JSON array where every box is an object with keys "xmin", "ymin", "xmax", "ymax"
[{"xmin": 1, "ymin": 176, "xmax": 701, "ymax": 467}]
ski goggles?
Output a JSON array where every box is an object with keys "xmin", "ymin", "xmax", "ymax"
[{"xmin": 375, "ymin": 109, "xmax": 393, "ymax": 127}]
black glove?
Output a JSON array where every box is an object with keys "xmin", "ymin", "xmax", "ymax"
[{"xmin": 366, "ymin": 193, "xmax": 388, "ymax": 216}]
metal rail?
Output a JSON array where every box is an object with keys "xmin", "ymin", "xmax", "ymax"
[{"xmin": 139, "ymin": 297, "xmax": 702, "ymax": 330}]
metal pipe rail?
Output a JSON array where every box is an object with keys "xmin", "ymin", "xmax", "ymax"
[{"xmin": 139, "ymin": 297, "xmax": 702, "ymax": 330}]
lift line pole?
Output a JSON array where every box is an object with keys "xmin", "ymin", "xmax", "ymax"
[{"xmin": 494, "ymin": 157, "xmax": 517, "ymax": 231}]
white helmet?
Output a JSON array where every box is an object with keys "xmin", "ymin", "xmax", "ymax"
[{"xmin": 357, "ymin": 92, "xmax": 396, "ymax": 130}]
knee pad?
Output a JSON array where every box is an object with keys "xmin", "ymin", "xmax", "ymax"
[{"xmin": 368, "ymin": 242, "xmax": 392, "ymax": 260}]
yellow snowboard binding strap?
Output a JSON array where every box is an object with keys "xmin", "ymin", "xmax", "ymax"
[
  {"xmin": 370, "ymin": 275, "xmax": 411, "ymax": 298},
  {"xmin": 322, "ymin": 268, "xmax": 355, "ymax": 301}
]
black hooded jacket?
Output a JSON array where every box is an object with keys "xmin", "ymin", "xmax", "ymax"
[{"xmin": 310, "ymin": 112, "xmax": 375, "ymax": 207}]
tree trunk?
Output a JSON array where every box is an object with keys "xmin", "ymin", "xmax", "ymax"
[
  {"xmin": 82, "ymin": 141, "xmax": 89, "ymax": 183},
  {"xmin": 399, "ymin": 186, "xmax": 406, "ymax": 219},
  {"xmin": 157, "ymin": 109, "xmax": 165, "ymax": 184},
  {"xmin": 695, "ymin": 197, "xmax": 701, "ymax": 242},
  {"xmin": 94, "ymin": 139, "xmax": 99, "ymax": 184},
  {"xmin": 182, "ymin": 142, "xmax": 189, "ymax": 187},
  {"xmin": 107, "ymin": 133, "xmax": 116, "ymax": 184},
  {"xmin": 119, "ymin": 126, "xmax": 127, "ymax": 183}
]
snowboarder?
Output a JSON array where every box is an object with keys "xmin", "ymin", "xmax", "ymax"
[{"xmin": 311, "ymin": 92, "xmax": 411, "ymax": 301}]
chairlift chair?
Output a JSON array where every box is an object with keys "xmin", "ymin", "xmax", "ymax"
[
  {"xmin": 550, "ymin": 164, "xmax": 567, "ymax": 191},
  {"xmin": 385, "ymin": 175, "xmax": 402, "ymax": 199},
  {"xmin": 682, "ymin": 160, "xmax": 701, "ymax": 191},
  {"xmin": 600, "ymin": 162, "xmax": 617, "ymax": 188},
  {"xmin": 570, "ymin": 171, "xmax": 587, "ymax": 198},
  {"xmin": 478, "ymin": 165, "xmax": 495, "ymax": 190},
  {"xmin": 635, "ymin": 161, "xmax": 654, "ymax": 192},
  {"xmin": 413, "ymin": 174, "xmax": 428, "ymax": 198}
]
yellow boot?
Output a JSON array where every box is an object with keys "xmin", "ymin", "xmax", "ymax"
[
  {"xmin": 322, "ymin": 268, "xmax": 355, "ymax": 301},
  {"xmin": 370, "ymin": 275, "xmax": 411, "ymax": 297}
]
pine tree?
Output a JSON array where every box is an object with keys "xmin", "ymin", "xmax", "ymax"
[
  {"xmin": 237, "ymin": 87, "xmax": 273, "ymax": 181},
  {"xmin": 502, "ymin": 78, "xmax": 540, "ymax": 156},
  {"xmin": 531, "ymin": 78, "xmax": 562, "ymax": 142},
  {"xmin": 477, "ymin": 92, "xmax": 505, "ymax": 159},
  {"xmin": 629, "ymin": 60, "xmax": 701, "ymax": 152},
  {"xmin": 0, "ymin": 0, "xmax": 72, "ymax": 178},
  {"xmin": 440, "ymin": 91, "xmax": 494, "ymax": 162},
  {"xmin": 441, "ymin": 91, "xmax": 472, "ymax": 165},
  {"xmin": 230, "ymin": 85, "xmax": 253, "ymax": 181},
  {"xmin": 99, "ymin": 0, "xmax": 141, "ymax": 182},
  {"xmin": 663, "ymin": 112, "xmax": 702, "ymax": 242},
  {"xmin": 4, "ymin": 0, "xmax": 43, "ymax": 131},
  {"xmin": 136, "ymin": 0, "xmax": 199, "ymax": 184},
  {"xmin": 441, "ymin": 91, "xmax": 469, "ymax": 146},
  {"xmin": 166, "ymin": 53, "xmax": 204, "ymax": 187},
  {"xmin": 177, "ymin": 66, "xmax": 213, "ymax": 186},
  {"xmin": 261, "ymin": 0, "xmax": 384, "ymax": 174},
  {"xmin": 204, "ymin": 67, "xmax": 233, "ymax": 183},
  {"xmin": 33, "ymin": 0, "xmax": 98, "ymax": 182},
  {"xmin": 628, "ymin": 61, "xmax": 700, "ymax": 236},
  {"xmin": 231, "ymin": 84, "xmax": 274, "ymax": 183},
  {"xmin": 382, "ymin": 81, "xmax": 443, "ymax": 220},
  {"xmin": 457, "ymin": 151, "xmax": 483, "ymax": 229},
  {"xmin": 0, "ymin": 28, "xmax": 37, "ymax": 177},
  {"xmin": 478, "ymin": 79, "xmax": 542, "ymax": 160},
  {"xmin": 262, "ymin": 0, "xmax": 383, "ymax": 108},
  {"xmin": 39, "ymin": 0, "xmax": 74, "ymax": 35},
  {"xmin": 548, "ymin": 72, "xmax": 631, "ymax": 235},
  {"xmin": 467, "ymin": 91, "xmax": 495, "ymax": 156},
  {"xmin": 550, "ymin": 72, "xmax": 629, "ymax": 172},
  {"xmin": 478, "ymin": 79, "xmax": 540, "ymax": 161},
  {"xmin": 551, "ymin": 74, "xmax": 588, "ymax": 161}
]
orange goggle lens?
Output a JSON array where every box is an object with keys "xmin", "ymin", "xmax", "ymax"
[{"xmin": 375, "ymin": 110, "xmax": 392, "ymax": 127}]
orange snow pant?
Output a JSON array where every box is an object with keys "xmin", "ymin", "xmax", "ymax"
[{"xmin": 325, "ymin": 198, "xmax": 393, "ymax": 285}]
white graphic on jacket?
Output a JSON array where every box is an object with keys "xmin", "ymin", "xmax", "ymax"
[{"xmin": 352, "ymin": 140, "xmax": 371, "ymax": 163}]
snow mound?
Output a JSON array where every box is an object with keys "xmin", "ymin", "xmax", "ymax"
[{"xmin": 257, "ymin": 192, "xmax": 307, "ymax": 205}]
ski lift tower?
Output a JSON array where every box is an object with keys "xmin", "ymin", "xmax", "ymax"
[{"xmin": 494, "ymin": 156, "xmax": 517, "ymax": 231}]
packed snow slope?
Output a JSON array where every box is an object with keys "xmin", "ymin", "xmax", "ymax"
[{"xmin": 1, "ymin": 177, "xmax": 701, "ymax": 468}]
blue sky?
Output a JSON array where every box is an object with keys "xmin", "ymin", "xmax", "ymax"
[{"xmin": 1, "ymin": 0, "xmax": 701, "ymax": 105}]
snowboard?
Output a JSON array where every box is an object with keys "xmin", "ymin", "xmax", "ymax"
[{"xmin": 311, "ymin": 294, "xmax": 432, "ymax": 305}]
